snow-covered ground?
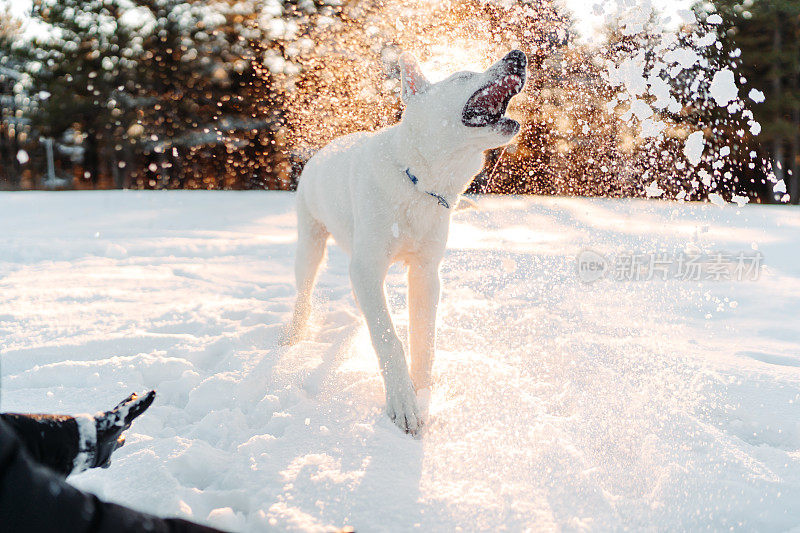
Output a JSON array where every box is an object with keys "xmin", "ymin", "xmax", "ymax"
[{"xmin": 1, "ymin": 191, "xmax": 798, "ymax": 531}]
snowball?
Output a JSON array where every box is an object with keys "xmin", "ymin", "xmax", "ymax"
[
  {"xmin": 663, "ymin": 48, "xmax": 701, "ymax": 71},
  {"xmin": 648, "ymin": 76, "xmax": 671, "ymax": 109},
  {"xmin": 707, "ymin": 14, "xmax": 723, "ymax": 25},
  {"xmin": 720, "ymin": 146, "xmax": 730, "ymax": 157},
  {"xmin": 699, "ymin": 169, "xmax": 712, "ymax": 186},
  {"xmin": 630, "ymin": 99, "xmax": 653, "ymax": 120},
  {"xmin": 774, "ymin": 180, "xmax": 787, "ymax": 193},
  {"xmin": 16, "ymin": 150, "xmax": 29, "ymax": 164},
  {"xmin": 667, "ymin": 99, "xmax": 682, "ymax": 114},
  {"xmin": 695, "ymin": 33, "xmax": 717, "ymax": 47},
  {"xmin": 606, "ymin": 52, "xmax": 648, "ymax": 96},
  {"xmin": 684, "ymin": 131, "xmax": 705, "ymax": 166},
  {"xmin": 732, "ymin": 194, "xmax": 750, "ymax": 207},
  {"xmin": 748, "ymin": 88, "xmax": 765, "ymax": 103},
  {"xmin": 749, "ymin": 121, "xmax": 761, "ymax": 135},
  {"xmin": 709, "ymin": 68, "xmax": 738, "ymax": 106},
  {"xmin": 644, "ymin": 180, "xmax": 664, "ymax": 197},
  {"xmin": 640, "ymin": 118, "xmax": 666, "ymax": 138},
  {"xmin": 676, "ymin": 190, "xmax": 687, "ymax": 200},
  {"xmin": 708, "ymin": 193, "xmax": 725, "ymax": 206}
]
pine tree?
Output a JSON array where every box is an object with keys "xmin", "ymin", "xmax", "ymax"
[
  {"xmin": 25, "ymin": 0, "xmax": 137, "ymax": 188},
  {"xmin": 17, "ymin": 0, "xmax": 303, "ymax": 190},
  {"xmin": 0, "ymin": 9, "xmax": 26, "ymax": 188},
  {"xmin": 125, "ymin": 0, "xmax": 237, "ymax": 189},
  {"xmin": 711, "ymin": 0, "xmax": 800, "ymax": 203},
  {"xmin": 123, "ymin": 0, "xmax": 304, "ymax": 190}
]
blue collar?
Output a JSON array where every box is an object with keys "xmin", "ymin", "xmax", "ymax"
[{"xmin": 404, "ymin": 168, "xmax": 451, "ymax": 209}]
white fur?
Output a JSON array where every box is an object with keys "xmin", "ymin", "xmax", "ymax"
[
  {"xmin": 73, "ymin": 413, "xmax": 97, "ymax": 473},
  {"xmin": 287, "ymin": 51, "xmax": 526, "ymax": 435}
]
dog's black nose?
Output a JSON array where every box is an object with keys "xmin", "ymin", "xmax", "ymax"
[{"xmin": 503, "ymin": 50, "xmax": 527, "ymax": 71}]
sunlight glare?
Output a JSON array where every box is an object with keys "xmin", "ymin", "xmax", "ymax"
[{"xmin": 417, "ymin": 40, "xmax": 494, "ymax": 82}]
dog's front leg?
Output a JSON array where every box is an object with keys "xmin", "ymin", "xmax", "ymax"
[
  {"xmin": 350, "ymin": 257, "xmax": 421, "ymax": 435},
  {"xmin": 408, "ymin": 261, "xmax": 440, "ymax": 392}
]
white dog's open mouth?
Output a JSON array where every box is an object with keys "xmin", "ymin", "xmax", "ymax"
[{"xmin": 461, "ymin": 72, "xmax": 525, "ymax": 132}]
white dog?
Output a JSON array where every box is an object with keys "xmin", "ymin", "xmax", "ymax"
[{"xmin": 287, "ymin": 50, "xmax": 527, "ymax": 434}]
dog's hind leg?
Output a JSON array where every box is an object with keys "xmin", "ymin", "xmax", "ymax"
[
  {"xmin": 408, "ymin": 260, "xmax": 440, "ymax": 392},
  {"xmin": 285, "ymin": 202, "xmax": 328, "ymax": 344}
]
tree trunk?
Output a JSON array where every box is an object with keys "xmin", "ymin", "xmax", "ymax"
[
  {"xmin": 111, "ymin": 145, "xmax": 126, "ymax": 189},
  {"xmin": 771, "ymin": 16, "xmax": 785, "ymax": 188},
  {"xmin": 85, "ymin": 130, "xmax": 100, "ymax": 187},
  {"xmin": 10, "ymin": 119, "xmax": 19, "ymax": 188},
  {"xmin": 122, "ymin": 142, "xmax": 134, "ymax": 189},
  {"xmin": 0, "ymin": 125, "xmax": 9, "ymax": 186},
  {"xmin": 791, "ymin": 18, "xmax": 800, "ymax": 204}
]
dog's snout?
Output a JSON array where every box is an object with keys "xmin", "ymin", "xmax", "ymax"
[{"xmin": 503, "ymin": 50, "xmax": 527, "ymax": 71}]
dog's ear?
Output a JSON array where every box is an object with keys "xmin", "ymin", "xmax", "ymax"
[{"xmin": 399, "ymin": 53, "xmax": 430, "ymax": 102}]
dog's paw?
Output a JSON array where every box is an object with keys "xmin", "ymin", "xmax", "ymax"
[{"xmin": 386, "ymin": 378, "xmax": 424, "ymax": 437}]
